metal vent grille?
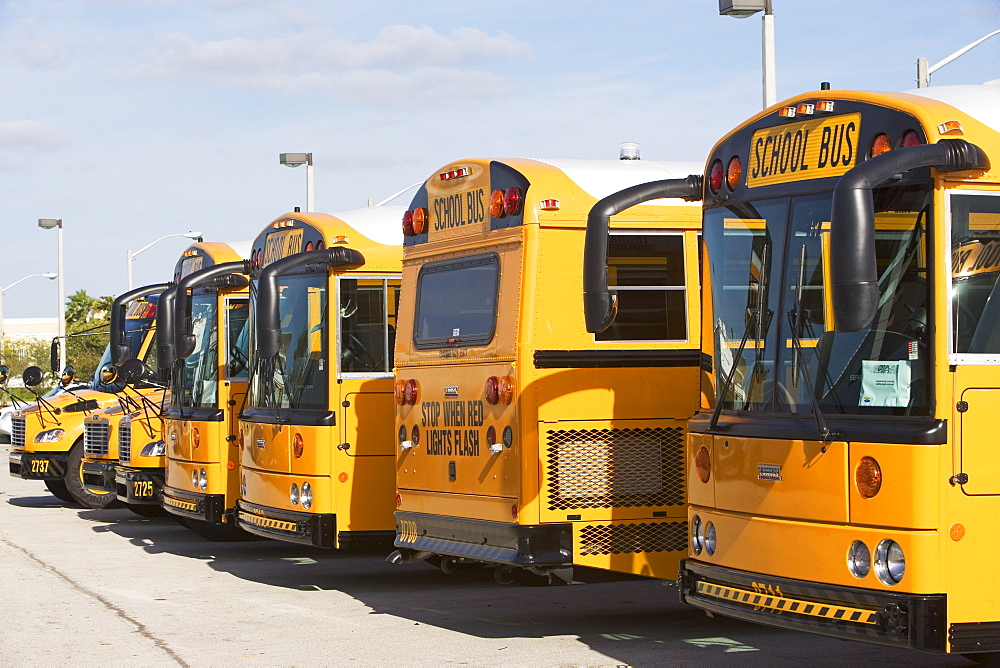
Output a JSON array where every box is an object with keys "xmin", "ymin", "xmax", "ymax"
[
  {"xmin": 579, "ymin": 521, "xmax": 688, "ymax": 556},
  {"xmin": 544, "ymin": 427, "xmax": 684, "ymax": 510},
  {"xmin": 11, "ymin": 416, "xmax": 26, "ymax": 448},
  {"xmin": 84, "ymin": 419, "xmax": 110, "ymax": 456},
  {"xmin": 118, "ymin": 422, "xmax": 132, "ymax": 464}
]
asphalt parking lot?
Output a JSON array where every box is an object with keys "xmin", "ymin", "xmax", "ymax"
[{"xmin": 0, "ymin": 452, "xmax": 975, "ymax": 667}]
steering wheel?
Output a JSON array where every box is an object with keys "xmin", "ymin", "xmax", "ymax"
[{"xmin": 342, "ymin": 334, "xmax": 376, "ymax": 372}]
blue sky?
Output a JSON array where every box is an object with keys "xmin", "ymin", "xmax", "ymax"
[{"xmin": 2, "ymin": 0, "xmax": 999, "ymax": 317}]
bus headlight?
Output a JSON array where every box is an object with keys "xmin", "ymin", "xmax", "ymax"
[
  {"xmin": 874, "ymin": 539, "xmax": 905, "ymax": 585},
  {"xmin": 140, "ymin": 440, "xmax": 166, "ymax": 457},
  {"xmin": 192, "ymin": 470, "xmax": 199, "ymax": 489},
  {"xmin": 290, "ymin": 483, "xmax": 299, "ymax": 506},
  {"xmin": 34, "ymin": 429, "xmax": 65, "ymax": 443},
  {"xmin": 847, "ymin": 540, "xmax": 871, "ymax": 578},
  {"xmin": 300, "ymin": 482, "xmax": 312, "ymax": 510},
  {"xmin": 691, "ymin": 515, "xmax": 703, "ymax": 555},
  {"xmin": 705, "ymin": 522, "xmax": 717, "ymax": 555},
  {"xmin": 241, "ymin": 474, "xmax": 247, "ymax": 498},
  {"xmin": 199, "ymin": 468, "xmax": 207, "ymax": 491}
]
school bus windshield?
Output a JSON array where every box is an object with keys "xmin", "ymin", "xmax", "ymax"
[
  {"xmin": 248, "ymin": 273, "xmax": 328, "ymax": 411},
  {"xmin": 705, "ymin": 183, "xmax": 931, "ymax": 416}
]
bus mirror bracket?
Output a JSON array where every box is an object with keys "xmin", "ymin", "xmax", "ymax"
[
  {"xmin": 171, "ymin": 260, "xmax": 252, "ymax": 364},
  {"xmin": 584, "ymin": 175, "xmax": 703, "ymax": 334},
  {"xmin": 829, "ymin": 139, "xmax": 988, "ymax": 332},
  {"xmin": 256, "ymin": 248, "xmax": 366, "ymax": 360},
  {"xmin": 110, "ymin": 283, "xmax": 171, "ymax": 365}
]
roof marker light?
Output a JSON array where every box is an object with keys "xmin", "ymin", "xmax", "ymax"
[
  {"xmin": 796, "ymin": 103, "xmax": 815, "ymax": 115},
  {"xmin": 332, "ymin": 235, "xmax": 349, "ymax": 244},
  {"xmin": 778, "ymin": 107, "xmax": 796, "ymax": 118},
  {"xmin": 938, "ymin": 120, "xmax": 963, "ymax": 135},
  {"xmin": 439, "ymin": 167, "xmax": 470, "ymax": 181},
  {"xmin": 540, "ymin": 199, "xmax": 560, "ymax": 211},
  {"xmin": 816, "ymin": 100, "xmax": 835, "ymax": 112}
]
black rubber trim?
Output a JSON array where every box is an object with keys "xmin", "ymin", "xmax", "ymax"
[
  {"xmin": 236, "ymin": 500, "xmax": 337, "ymax": 548},
  {"xmin": 394, "ymin": 511, "xmax": 572, "ymax": 567},
  {"xmin": 950, "ymin": 621, "xmax": 1000, "ymax": 654},
  {"xmin": 8, "ymin": 451, "xmax": 68, "ymax": 480},
  {"xmin": 689, "ymin": 411, "xmax": 947, "ymax": 445},
  {"xmin": 679, "ymin": 560, "xmax": 946, "ymax": 652},
  {"xmin": 238, "ymin": 407, "xmax": 335, "ymax": 427},
  {"xmin": 534, "ymin": 349, "xmax": 702, "ymax": 369},
  {"xmin": 161, "ymin": 487, "xmax": 227, "ymax": 523}
]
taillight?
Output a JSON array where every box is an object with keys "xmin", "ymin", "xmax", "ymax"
[
  {"xmin": 511, "ymin": 504, "xmax": 518, "ymax": 520},
  {"xmin": 192, "ymin": 427, "xmax": 201, "ymax": 450},
  {"xmin": 293, "ymin": 432, "xmax": 304, "ymax": 459},
  {"xmin": 402, "ymin": 210, "xmax": 414, "ymax": 236},
  {"xmin": 394, "ymin": 378, "xmax": 407, "ymax": 405},
  {"xmin": 695, "ymin": 445, "xmax": 711, "ymax": 483},
  {"xmin": 410, "ymin": 424, "xmax": 420, "ymax": 445},
  {"xmin": 304, "ymin": 241, "xmax": 314, "ymax": 251},
  {"xmin": 412, "ymin": 207, "xmax": 427, "ymax": 235},
  {"xmin": 316, "ymin": 240, "xmax": 325, "ymax": 250},
  {"xmin": 485, "ymin": 376, "xmax": 500, "ymax": 405},
  {"xmin": 486, "ymin": 425, "xmax": 497, "ymax": 446},
  {"xmin": 726, "ymin": 156, "xmax": 742, "ymax": 190},
  {"xmin": 404, "ymin": 379, "xmax": 419, "ymax": 405},
  {"xmin": 901, "ymin": 130, "xmax": 922, "ymax": 147},
  {"xmin": 503, "ymin": 187, "xmax": 523, "ymax": 216},
  {"xmin": 497, "ymin": 376, "xmax": 514, "ymax": 404},
  {"xmin": 708, "ymin": 159, "xmax": 724, "ymax": 194},
  {"xmin": 870, "ymin": 133, "xmax": 892, "ymax": 158},
  {"xmin": 856, "ymin": 456, "xmax": 882, "ymax": 498},
  {"xmin": 490, "ymin": 189, "xmax": 505, "ymax": 218},
  {"xmin": 396, "ymin": 493, "xmax": 402, "ymax": 508}
]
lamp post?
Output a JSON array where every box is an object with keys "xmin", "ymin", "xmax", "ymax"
[
  {"xmin": 719, "ymin": 0, "xmax": 776, "ymax": 109},
  {"xmin": 917, "ymin": 30, "xmax": 1000, "ymax": 88},
  {"xmin": 0, "ymin": 272, "xmax": 58, "ymax": 360},
  {"xmin": 37, "ymin": 218, "xmax": 66, "ymax": 372},
  {"xmin": 280, "ymin": 153, "xmax": 314, "ymax": 212},
  {"xmin": 126, "ymin": 231, "xmax": 204, "ymax": 290}
]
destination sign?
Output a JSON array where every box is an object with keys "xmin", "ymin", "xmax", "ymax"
[
  {"xmin": 747, "ymin": 113, "xmax": 861, "ymax": 188},
  {"xmin": 179, "ymin": 255, "xmax": 204, "ymax": 278},
  {"xmin": 261, "ymin": 227, "xmax": 304, "ymax": 267}
]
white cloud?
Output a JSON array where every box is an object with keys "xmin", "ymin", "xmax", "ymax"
[
  {"xmin": 128, "ymin": 25, "xmax": 532, "ymax": 105},
  {"xmin": 0, "ymin": 120, "xmax": 71, "ymax": 171}
]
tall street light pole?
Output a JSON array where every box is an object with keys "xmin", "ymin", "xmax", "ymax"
[
  {"xmin": 280, "ymin": 153, "xmax": 314, "ymax": 212},
  {"xmin": 719, "ymin": 0, "xmax": 776, "ymax": 109},
  {"xmin": 917, "ymin": 29, "xmax": 1000, "ymax": 88},
  {"xmin": 126, "ymin": 231, "xmax": 204, "ymax": 290},
  {"xmin": 37, "ymin": 219, "xmax": 66, "ymax": 372},
  {"xmin": 0, "ymin": 272, "xmax": 58, "ymax": 360}
]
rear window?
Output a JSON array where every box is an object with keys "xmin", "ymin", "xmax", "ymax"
[{"xmin": 414, "ymin": 254, "xmax": 499, "ymax": 348}]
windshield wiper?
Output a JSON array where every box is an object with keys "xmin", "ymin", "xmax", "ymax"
[{"xmin": 708, "ymin": 307, "xmax": 760, "ymax": 433}]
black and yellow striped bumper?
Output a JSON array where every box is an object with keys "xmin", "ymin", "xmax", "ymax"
[
  {"xmin": 161, "ymin": 487, "xmax": 227, "ymax": 523},
  {"xmin": 678, "ymin": 560, "xmax": 946, "ymax": 652}
]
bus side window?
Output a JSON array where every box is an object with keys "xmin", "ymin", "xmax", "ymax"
[
  {"xmin": 339, "ymin": 278, "xmax": 398, "ymax": 374},
  {"xmin": 597, "ymin": 234, "xmax": 687, "ymax": 342}
]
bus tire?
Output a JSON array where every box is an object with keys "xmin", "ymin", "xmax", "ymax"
[
  {"xmin": 127, "ymin": 503, "xmax": 167, "ymax": 518},
  {"xmin": 184, "ymin": 518, "xmax": 256, "ymax": 542},
  {"xmin": 44, "ymin": 479, "xmax": 77, "ymax": 504},
  {"xmin": 64, "ymin": 440, "xmax": 122, "ymax": 510}
]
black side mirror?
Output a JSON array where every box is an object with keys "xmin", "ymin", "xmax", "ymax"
[
  {"xmin": 118, "ymin": 358, "xmax": 151, "ymax": 384},
  {"xmin": 0, "ymin": 365, "xmax": 8, "ymax": 385},
  {"xmin": 22, "ymin": 366, "xmax": 44, "ymax": 388},
  {"xmin": 49, "ymin": 340, "xmax": 60, "ymax": 374},
  {"xmin": 60, "ymin": 365, "xmax": 75, "ymax": 387}
]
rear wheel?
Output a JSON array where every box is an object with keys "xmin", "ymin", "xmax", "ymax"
[
  {"xmin": 184, "ymin": 518, "xmax": 256, "ymax": 542},
  {"xmin": 44, "ymin": 479, "xmax": 77, "ymax": 504},
  {"xmin": 64, "ymin": 441, "xmax": 121, "ymax": 510}
]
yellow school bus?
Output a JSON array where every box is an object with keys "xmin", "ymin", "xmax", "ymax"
[
  {"xmin": 7, "ymin": 287, "xmax": 164, "ymax": 508},
  {"xmin": 390, "ymin": 157, "xmax": 703, "ymax": 584},
  {"xmin": 674, "ymin": 85, "xmax": 1000, "ymax": 656},
  {"xmin": 235, "ymin": 209, "xmax": 402, "ymax": 548},
  {"xmin": 158, "ymin": 241, "xmax": 253, "ymax": 539}
]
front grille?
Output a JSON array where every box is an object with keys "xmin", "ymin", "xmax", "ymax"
[
  {"xmin": 544, "ymin": 427, "xmax": 685, "ymax": 511},
  {"xmin": 579, "ymin": 521, "xmax": 687, "ymax": 555},
  {"xmin": 84, "ymin": 419, "xmax": 110, "ymax": 456},
  {"xmin": 119, "ymin": 421, "xmax": 132, "ymax": 463},
  {"xmin": 11, "ymin": 416, "xmax": 26, "ymax": 448}
]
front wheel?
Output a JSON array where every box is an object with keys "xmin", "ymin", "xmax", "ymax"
[
  {"xmin": 64, "ymin": 441, "xmax": 122, "ymax": 510},
  {"xmin": 44, "ymin": 479, "xmax": 78, "ymax": 505},
  {"xmin": 127, "ymin": 503, "xmax": 167, "ymax": 518},
  {"xmin": 184, "ymin": 518, "xmax": 256, "ymax": 542}
]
